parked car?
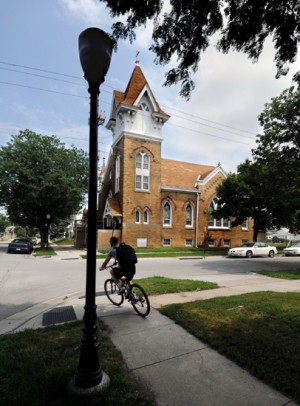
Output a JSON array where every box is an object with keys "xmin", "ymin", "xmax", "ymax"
[
  {"xmin": 7, "ymin": 238, "xmax": 34, "ymax": 254},
  {"xmin": 228, "ymin": 242, "xmax": 277, "ymax": 258},
  {"xmin": 283, "ymin": 242, "xmax": 300, "ymax": 256},
  {"xmin": 29, "ymin": 236, "xmax": 38, "ymax": 245}
]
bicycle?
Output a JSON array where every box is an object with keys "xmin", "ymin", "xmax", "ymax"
[{"xmin": 102, "ymin": 265, "xmax": 151, "ymax": 317}]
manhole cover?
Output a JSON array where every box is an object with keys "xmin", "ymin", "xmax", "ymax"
[{"xmin": 42, "ymin": 306, "xmax": 77, "ymax": 326}]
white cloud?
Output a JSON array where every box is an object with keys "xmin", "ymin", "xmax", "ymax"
[{"xmin": 59, "ymin": 0, "xmax": 109, "ymax": 26}]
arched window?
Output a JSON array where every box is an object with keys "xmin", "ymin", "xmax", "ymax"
[
  {"xmin": 135, "ymin": 152, "xmax": 150, "ymax": 191},
  {"xmin": 143, "ymin": 210, "xmax": 149, "ymax": 224},
  {"xmin": 136, "ymin": 153, "xmax": 142, "ymax": 169},
  {"xmin": 208, "ymin": 198, "xmax": 230, "ymax": 229},
  {"xmin": 135, "ymin": 209, "xmax": 141, "ymax": 224},
  {"xmin": 186, "ymin": 204, "xmax": 193, "ymax": 227},
  {"xmin": 115, "ymin": 155, "xmax": 120, "ymax": 193},
  {"xmin": 163, "ymin": 202, "xmax": 172, "ymax": 226}
]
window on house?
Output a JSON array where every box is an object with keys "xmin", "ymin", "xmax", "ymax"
[
  {"xmin": 163, "ymin": 238, "xmax": 171, "ymax": 246},
  {"xmin": 208, "ymin": 198, "xmax": 230, "ymax": 229},
  {"xmin": 135, "ymin": 210, "xmax": 141, "ymax": 224},
  {"xmin": 136, "ymin": 153, "xmax": 142, "ymax": 169},
  {"xmin": 185, "ymin": 239, "xmax": 193, "ymax": 246},
  {"xmin": 144, "ymin": 210, "xmax": 149, "ymax": 224},
  {"xmin": 242, "ymin": 219, "xmax": 249, "ymax": 230},
  {"xmin": 136, "ymin": 152, "xmax": 150, "ymax": 191},
  {"xmin": 143, "ymin": 154, "xmax": 149, "ymax": 169},
  {"xmin": 163, "ymin": 202, "xmax": 172, "ymax": 226},
  {"xmin": 224, "ymin": 239, "xmax": 230, "ymax": 247},
  {"xmin": 208, "ymin": 239, "xmax": 215, "ymax": 247},
  {"xmin": 115, "ymin": 155, "xmax": 120, "ymax": 193},
  {"xmin": 136, "ymin": 175, "xmax": 142, "ymax": 189},
  {"xmin": 186, "ymin": 204, "xmax": 193, "ymax": 227},
  {"xmin": 139, "ymin": 102, "xmax": 150, "ymax": 111}
]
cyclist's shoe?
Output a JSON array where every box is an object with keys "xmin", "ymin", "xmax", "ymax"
[
  {"xmin": 129, "ymin": 292, "xmax": 139, "ymax": 303},
  {"xmin": 118, "ymin": 286, "xmax": 125, "ymax": 295}
]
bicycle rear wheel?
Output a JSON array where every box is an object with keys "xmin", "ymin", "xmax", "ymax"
[
  {"xmin": 129, "ymin": 283, "xmax": 150, "ymax": 317},
  {"xmin": 104, "ymin": 278, "xmax": 124, "ymax": 306}
]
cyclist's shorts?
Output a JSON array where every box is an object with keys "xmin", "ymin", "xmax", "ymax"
[{"xmin": 113, "ymin": 265, "xmax": 136, "ymax": 281}]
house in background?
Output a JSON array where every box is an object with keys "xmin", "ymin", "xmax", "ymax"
[{"xmin": 96, "ymin": 62, "xmax": 253, "ymax": 249}]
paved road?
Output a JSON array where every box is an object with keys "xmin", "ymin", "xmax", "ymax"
[{"xmin": 0, "ymin": 241, "xmax": 299, "ymax": 321}]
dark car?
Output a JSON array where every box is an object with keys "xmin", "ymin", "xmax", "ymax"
[{"xmin": 7, "ymin": 238, "xmax": 34, "ymax": 254}]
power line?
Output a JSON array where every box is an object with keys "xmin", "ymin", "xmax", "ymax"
[
  {"xmin": 170, "ymin": 112, "xmax": 255, "ymax": 140},
  {"xmin": 0, "ymin": 60, "xmax": 257, "ymax": 138},
  {"xmin": 0, "ymin": 81, "xmax": 87, "ymax": 99},
  {"xmin": 162, "ymin": 104, "xmax": 257, "ymax": 137},
  {"xmin": 0, "ymin": 60, "xmax": 115, "ymax": 89},
  {"xmin": 0, "ymin": 66, "xmax": 85, "ymax": 86},
  {"xmin": 166, "ymin": 122, "xmax": 254, "ymax": 147}
]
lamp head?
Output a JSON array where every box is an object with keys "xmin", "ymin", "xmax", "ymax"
[{"xmin": 79, "ymin": 27, "xmax": 113, "ymax": 85}]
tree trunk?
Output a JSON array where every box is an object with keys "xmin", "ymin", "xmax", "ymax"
[
  {"xmin": 253, "ymin": 219, "xmax": 259, "ymax": 242},
  {"xmin": 39, "ymin": 226, "xmax": 48, "ymax": 249}
]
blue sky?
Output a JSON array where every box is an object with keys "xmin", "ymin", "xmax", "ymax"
[{"xmin": 1, "ymin": 0, "xmax": 299, "ymax": 173}]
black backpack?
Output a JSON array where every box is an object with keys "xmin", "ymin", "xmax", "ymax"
[{"xmin": 116, "ymin": 243, "xmax": 138, "ymax": 268}]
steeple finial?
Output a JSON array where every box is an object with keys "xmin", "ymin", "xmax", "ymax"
[{"xmin": 135, "ymin": 50, "xmax": 140, "ymax": 66}]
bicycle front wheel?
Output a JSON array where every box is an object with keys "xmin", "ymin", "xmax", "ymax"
[
  {"xmin": 129, "ymin": 283, "xmax": 150, "ymax": 317},
  {"xmin": 104, "ymin": 278, "xmax": 124, "ymax": 306}
]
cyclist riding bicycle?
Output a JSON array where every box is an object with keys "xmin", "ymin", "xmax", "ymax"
[{"xmin": 99, "ymin": 236, "xmax": 136, "ymax": 295}]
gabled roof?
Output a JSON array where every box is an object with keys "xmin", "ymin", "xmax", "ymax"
[
  {"xmin": 106, "ymin": 197, "xmax": 122, "ymax": 217},
  {"xmin": 113, "ymin": 65, "xmax": 169, "ymax": 117},
  {"xmin": 161, "ymin": 158, "xmax": 217, "ymax": 189}
]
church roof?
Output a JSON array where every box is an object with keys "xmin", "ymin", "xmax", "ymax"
[
  {"xmin": 113, "ymin": 65, "xmax": 169, "ymax": 117},
  {"xmin": 161, "ymin": 158, "xmax": 216, "ymax": 189}
]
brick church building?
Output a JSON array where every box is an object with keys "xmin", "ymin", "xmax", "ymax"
[{"xmin": 96, "ymin": 63, "xmax": 253, "ymax": 249}]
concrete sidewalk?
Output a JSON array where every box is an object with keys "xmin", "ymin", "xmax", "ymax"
[{"xmin": 1, "ymin": 248, "xmax": 299, "ymax": 405}]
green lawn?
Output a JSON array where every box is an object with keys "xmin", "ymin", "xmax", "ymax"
[
  {"xmin": 95, "ymin": 246, "xmax": 229, "ymax": 259},
  {"xmin": 160, "ymin": 291, "xmax": 300, "ymax": 403},
  {"xmin": 2, "ymin": 273, "xmax": 299, "ymax": 404},
  {"xmin": 134, "ymin": 276, "xmax": 218, "ymax": 295},
  {"xmin": 33, "ymin": 247, "xmax": 57, "ymax": 256},
  {"xmin": 54, "ymin": 237, "xmax": 75, "ymax": 245},
  {"xmin": 254, "ymin": 268, "xmax": 300, "ymax": 279},
  {"xmin": 0, "ymin": 321, "xmax": 155, "ymax": 406}
]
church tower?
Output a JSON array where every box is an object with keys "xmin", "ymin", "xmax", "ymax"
[{"xmin": 100, "ymin": 62, "xmax": 170, "ymax": 246}]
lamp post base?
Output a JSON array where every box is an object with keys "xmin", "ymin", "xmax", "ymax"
[
  {"xmin": 69, "ymin": 371, "xmax": 110, "ymax": 395},
  {"xmin": 73, "ymin": 304, "xmax": 106, "ymax": 389}
]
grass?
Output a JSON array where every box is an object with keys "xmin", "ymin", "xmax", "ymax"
[
  {"xmin": 253, "ymin": 268, "xmax": 300, "ymax": 279},
  {"xmin": 133, "ymin": 276, "xmax": 218, "ymax": 295},
  {"xmin": 95, "ymin": 246, "xmax": 229, "ymax": 259},
  {"xmin": 0, "ymin": 321, "xmax": 155, "ymax": 406},
  {"xmin": 54, "ymin": 237, "xmax": 75, "ymax": 246},
  {"xmin": 160, "ymin": 291, "xmax": 300, "ymax": 403},
  {"xmin": 33, "ymin": 247, "xmax": 57, "ymax": 256}
]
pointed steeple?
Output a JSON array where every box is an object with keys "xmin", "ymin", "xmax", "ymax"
[
  {"xmin": 107, "ymin": 63, "xmax": 170, "ymax": 144},
  {"xmin": 113, "ymin": 65, "xmax": 169, "ymax": 116},
  {"xmin": 99, "ymin": 157, "xmax": 106, "ymax": 178}
]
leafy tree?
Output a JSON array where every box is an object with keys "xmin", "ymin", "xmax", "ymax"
[
  {"xmin": 102, "ymin": 0, "xmax": 300, "ymax": 97},
  {"xmin": 0, "ymin": 130, "xmax": 88, "ymax": 247},
  {"xmin": 215, "ymin": 76, "xmax": 300, "ymax": 237},
  {"xmin": 213, "ymin": 160, "xmax": 272, "ymax": 241},
  {"xmin": 253, "ymin": 74, "xmax": 300, "ymax": 232},
  {"xmin": 0, "ymin": 213, "xmax": 10, "ymax": 233}
]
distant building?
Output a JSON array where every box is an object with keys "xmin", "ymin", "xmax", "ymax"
[{"xmin": 96, "ymin": 63, "xmax": 253, "ymax": 249}]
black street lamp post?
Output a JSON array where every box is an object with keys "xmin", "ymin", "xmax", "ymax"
[{"xmin": 73, "ymin": 27, "xmax": 113, "ymax": 391}]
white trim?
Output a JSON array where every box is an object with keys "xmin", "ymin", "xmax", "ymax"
[
  {"xmin": 161, "ymin": 186, "xmax": 198, "ymax": 193},
  {"xmin": 112, "ymin": 131, "xmax": 163, "ymax": 148},
  {"xmin": 195, "ymin": 165, "xmax": 227, "ymax": 187}
]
